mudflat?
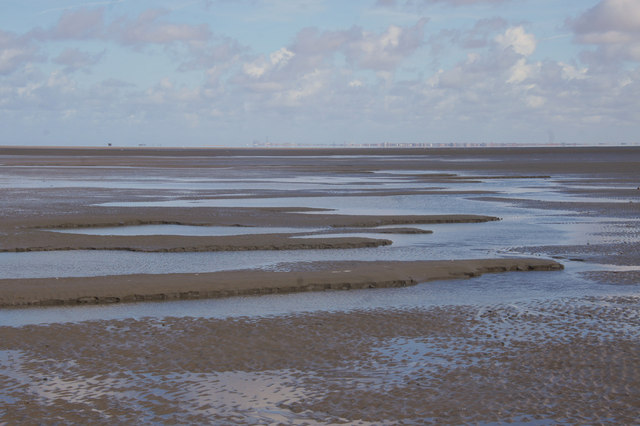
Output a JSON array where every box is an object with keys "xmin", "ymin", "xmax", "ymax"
[
  {"xmin": 2, "ymin": 296, "xmax": 638, "ymax": 424},
  {"xmin": 1, "ymin": 146, "xmax": 639, "ymax": 423}
]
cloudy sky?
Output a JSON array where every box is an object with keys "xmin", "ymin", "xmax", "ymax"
[{"xmin": 1, "ymin": 0, "xmax": 639, "ymax": 147}]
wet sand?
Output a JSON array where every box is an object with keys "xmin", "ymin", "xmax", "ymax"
[
  {"xmin": 1, "ymin": 296, "xmax": 638, "ymax": 424},
  {"xmin": 0, "ymin": 258, "xmax": 562, "ymax": 307},
  {"xmin": 1, "ymin": 146, "xmax": 639, "ymax": 423}
]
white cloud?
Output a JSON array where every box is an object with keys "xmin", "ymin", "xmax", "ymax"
[
  {"xmin": 0, "ymin": 31, "xmax": 39, "ymax": 75},
  {"xmin": 507, "ymin": 58, "xmax": 535, "ymax": 83},
  {"xmin": 526, "ymin": 95, "xmax": 545, "ymax": 108},
  {"xmin": 570, "ymin": 0, "xmax": 640, "ymax": 62},
  {"xmin": 242, "ymin": 47, "xmax": 294, "ymax": 78},
  {"xmin": 243, "ymin": 0, "xmax": 327, "ymax": 22},
  {"xmin": 236, "ymin": 17, "xmax": 429, "ymax": 113},
  {"xmin": 276, "ymin": 69, "xmax": 327, "ymax": 106},
  {"xmin": 377, "ymin": 0, "xmax": 510, "ymax": 9},
  {"xmin": 33, "ymin": 7, "xmax": 210, "ymax": 45},
  {"xmin": 113, "ymin": 9, "xmax": 211, "ymax": 45},
  {"xmin": 159, "ymin": 78, "xmax": 173, "ymax": 90},
  {"xmin": 571, "ymin": 0, "xmax": 640, "ymax": 35},
  {"xmin": 243, "ymin": 61, "xmax": 267, "ymax": 78},
  {"xmin": 285, "ymin": 19, "xmax": 428, "ymax": 73},
  {"xmin": 178, "ymin": 37, "xmax": 246, "ymax": 72},
  {"xmin": 345, "ymin": 19, "xmax": 428, "ymax": 71},
  {"xmin": 462, "ymin": 17, "xmax": 509, "ymax": 49},
  {"xmin": 495, "ymin": 26, "xmax": 536, "ymax": 56},
  {"xmin": 53, "ymin": 48, "xmax": 104, "ymax": 72},
  {"xmin": 33, "ymin": 6, "xmax": 242, "ymax": 78},
  {"xmin": 45, "ymin": 8, "xmax": 105, "ymax": 40},
  {"xmin": 559, "ymin": 62, "xmax": 587, "ymax": 80},
  {"xmin": 269, "ymin": 47, "xmax": 295, "ymax": 67},
  {"xmin": 0, "ymin": 47, "xmax": 32, "ymax": 74}
]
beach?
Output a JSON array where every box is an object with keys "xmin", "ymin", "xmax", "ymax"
[{"xmin": 1, "ymin": 146, "xmax": 639, "ymax": 423}]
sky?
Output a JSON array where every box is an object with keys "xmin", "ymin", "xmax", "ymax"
[{"xmin": 1, "ymin": 0, "xmax": 639, "ymax": 147}]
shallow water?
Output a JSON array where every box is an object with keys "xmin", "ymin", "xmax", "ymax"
[
  {"xmin": 3, "ymin": 200, "xmax": 635, "ymax": 281},
  {"xmin": 0, "ymin": 214, "xmax": 593, "ymax": 279},
  {"xmin": 1, "ymin": 261, "xmax": 637, "ymax": 327},
  {"xmin": 2, "ymin": 153, "xmax": 639, "ymax": 326},
  {"xmin": 1, "ymin": 206, "xmax": 638, "ymax": 327},
  {"xmin": 98, "ymin": 192, "xmax": 516, "ymax": 215}
]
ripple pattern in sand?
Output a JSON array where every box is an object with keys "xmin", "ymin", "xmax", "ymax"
[{"xmin": 2, "ymin": 296, "xmax": 638, "ymax": 424}]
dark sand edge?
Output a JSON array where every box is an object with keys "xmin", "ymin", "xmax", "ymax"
[
  {"xmin": 0, "ymin": 234, "xmax": 393, "ymax": 253},
  {"xmin": 0, "ymin": 258, "xmax": 563, "ymax": 307}
]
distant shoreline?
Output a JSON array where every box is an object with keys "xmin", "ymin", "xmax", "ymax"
[{"xmin": 1, "ymin": 145, "xmax": 639, "ymax": 157}]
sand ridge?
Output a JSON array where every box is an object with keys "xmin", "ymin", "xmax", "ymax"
[
  {"xmin": 0, "ymin": 258, "xmax": 562, "ymax": 307},
  {"xmin": 0, "ymin": 213, "xmax": 498, "ymax": 253}
]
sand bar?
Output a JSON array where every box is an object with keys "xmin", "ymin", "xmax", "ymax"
[
  {"xmin": 0, "ymin": 214, "xmax": 498, "ymax": 253},
  {"xmin": 0, "ymin": 258, "xmax": 562, "ymax": 307}
]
